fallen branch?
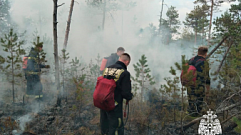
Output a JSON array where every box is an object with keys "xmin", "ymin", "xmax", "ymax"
[
  {"xmin": 222, "ymin": 122, "xmax": 237, "ymax": 133},
  {"xmin": 177, "ymin": 101, "xmax": 241, "ymax": 131},
  {"xmin": 206, "ymin": 36, "xmax": 229, "ymax": 59},
  {"xmin": 221, "ymin": 112, "xmax": 241, "ymax": 125},
  {"xmin": 216, "ymin": 101, "xmax": 241, "ymax": 114},
  {"xmin": 177, "ymin": 117, "xmax": 202, "ymax": 131},
  {"xmin": 215, "ymin": 89, "xmax": 241, "ymax": 112},
  {"xmin": 216, "ymin": 41, "xmax": 233, "ymax": 74}
]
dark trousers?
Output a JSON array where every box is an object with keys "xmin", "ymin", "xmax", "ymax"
[
  {"xmin": 187, "ymin": 85, "xmax": 205, "ymax": 116},
  {"xmin": 100, "ymin": 104, "xmax": 124, "ymax": 135},
  {"xmin": 26, "ymin": 74, "xmax": 43, "ymax": 95}
]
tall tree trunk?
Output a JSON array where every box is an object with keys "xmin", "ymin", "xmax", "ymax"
[
  {"xmin": 208, "ymin": 0, "xmax": 214, "ymax": 43},
  {"xmin": 102, "ymin": 0, "xmax": 106, "ymax": 30},
  {"xmin": 11, "ymin": 51, "xmax": 15, "ymax": 103},
  {"xmin": 195, "ymin": 31, "xmax": 197, "ymax": 45},
  {"xmin": 63, "ymin": 0, "xmax": 74, "ymax": 50},
  {"xmin": 181, "ymin": 86, "xmax": 184, "ymax": 131},
  {"xmin": 141, "ymin": 67, "xmax": 144, "ymax": 102},
  {"xmin": 159, "ymin": 0, "xmax": 164, "ymax": 34},
  {"xmin": 53, "ymin": 0, "xmax": 60, "ymax": 103}
]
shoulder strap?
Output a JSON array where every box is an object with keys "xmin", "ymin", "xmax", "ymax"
[
  {"xmin": 106, "ymin": 68, "xmax": 119, "ymax": 79},
  {"xmin": 194, "ymin": 58, "xmax": 205, "ymax": 67}
]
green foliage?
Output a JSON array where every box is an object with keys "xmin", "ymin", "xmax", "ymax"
[
  {"xmin": 165, "ymin": 6, "xmax": 180, "ymax": 34},
  {"xmin": 33, "ymin": 36, "xmax": 47, "ymax": 65},
  {"xmin": 184, "ymin": 4, "xmax": 209, "ymax": 44},
  {"xmin": 88, "ymin": 54, "xmax": 101, "ymax": 79},
  {"xmin": 160, "ymin": 6, "xmax": 180, "ymax": 44},
  {"xmin": 233, "ymin": 117, "xmax": 241, "ymax": 133},
  {"xmin": 132, "ymin": 54, "xmax": 155, "ymax": 101},
  {"xmin": 0, "ymin": 28, "xmax": 26, "ymax": 102}
]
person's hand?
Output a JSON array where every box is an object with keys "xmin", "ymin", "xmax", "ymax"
[{"xmin": 45, "ymin": 65, "xmax": 50, "ymax": 68}]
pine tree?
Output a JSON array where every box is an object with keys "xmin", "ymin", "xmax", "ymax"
[
  {"xmin": 183, "ymin": 5, "xmax": 209, "ymax": 45},
  {"xmin": 89, "ymin": 54, "xmax": 101, "ymax": 79},
  {"xmin": 59, "ymin": 49, "xmax": 69, "ymax": 102},
  {"xmin": 194, "ymin": 0, "xmax": 223, "ymax": 42},
  {"xmin": 166, "ymin": 6, "xmax": 180, "ymax": 35},
  {"xmin": 161, "ymin": 55, "xmax": 189, "ymax": 126},
  {"xmin": 160, "ymin": 6, "xmax": 180, "ymax": 44},
  {"xmin": 131, "ymin": 54, "xmax": 155, "ymax": 102},
  {"xmin": 0, "ymin": 29, "xmax": 26, "ymax": 103}
]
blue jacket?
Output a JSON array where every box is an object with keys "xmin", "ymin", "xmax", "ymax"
[{"xmin": 27, "ymin": 47, "xmax": 46, "ymax": 73}]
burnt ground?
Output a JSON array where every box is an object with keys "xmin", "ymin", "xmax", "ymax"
[{"xmin": 0, "ymin": 97, "xmax": 240, "ymax": 135}]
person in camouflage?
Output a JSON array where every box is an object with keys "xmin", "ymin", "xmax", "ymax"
[{"xmin": 187, "ymin": 46, "xmax": 211, "ymax": 117}]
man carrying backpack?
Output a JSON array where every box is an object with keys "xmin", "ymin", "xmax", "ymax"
[
  {"xmin": 185, "ymin": 46, "xmax": 211, "ymax": 117},
  {"xmin": 25, "ymin": 43, "xmax": 50, "ymax": 100},
  {"xmin": 98, "ymin": 53, "xmax": 133, "ymax": 135},
  {"xmin": 100, "ymin": 47, "xmax": 125, "ymax": 74}
]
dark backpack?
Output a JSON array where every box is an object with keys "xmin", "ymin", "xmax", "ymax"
[
  {"xmin": 93, "ymin": 71, "xmax": 117, "ymax": 111},
  {"xmin": 180, "ymin": 57, "xmax": 205, "ymax": 87}
]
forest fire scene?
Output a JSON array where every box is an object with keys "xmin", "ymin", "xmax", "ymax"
[{"xmin": 0, "ymin": 0, "xmax": 241, "ymax": 135}]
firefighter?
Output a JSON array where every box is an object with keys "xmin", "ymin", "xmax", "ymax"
[
  {"xmin": 25, "ymin": 43, "xmax": 50, "ymax": 100},
  {"xmin": 106, "ymin": 47, "xmax": 125, "ymax": 67},
  {"xmin": 100, "ymin": 53, "xmax": 133, "ymax": 135},
  {"xmin": 187, "ymin": 46, "xmax": 211, "ymax": 117},
  {"xmin": 100, "ymin": 47, "xmax": 125, "ymax": 74}
]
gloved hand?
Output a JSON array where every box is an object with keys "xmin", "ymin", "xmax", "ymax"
[{"xmin": 45, "ymin": 65, "xmax": 50, "ymax": 68}]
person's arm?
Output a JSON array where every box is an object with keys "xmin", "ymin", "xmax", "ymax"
[
  {"xmin": 39, "ymin": 64, "xmax": 50, "ymax": 68},
  {"xmin": 121, "ymin": 72, "xmax": 133, "ymax": 101}
]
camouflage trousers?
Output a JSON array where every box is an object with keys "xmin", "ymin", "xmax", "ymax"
[{"xmin": 187, "ymin": 85, "xmax": 205, "ymax": 116}]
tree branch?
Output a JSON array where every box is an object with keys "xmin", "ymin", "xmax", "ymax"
[
  {"xmin": 216, "ymin": 42, "xmax": 233, "ymax": 74},
  {"xmin": 216, "ymin": 101, "xmax": 241, "ymax": 114},
  {"xmin": 57, "ymin": 3, "xmax": 65, "ymax": 7},
  {"xmin": 177, "ymin": 101, "xmax": 241, "ymax": 131},
  {"xmin": 206, "ymin": 36, "xmax": 229, "ymax": 59},
  {"xmin": 221, "ymin": 112, "xmax": 241, "ymax": 125}
]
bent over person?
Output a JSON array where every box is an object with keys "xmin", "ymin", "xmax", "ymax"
[
  {"xmin": 100, "ymin": 53, "xmax": 133, "ymax": 135},
  {"xmin": 187, "ymin": 46, "xmax": 211, "ymax": 117},
  {"xmin": 25, "ymin": 43, "xmax": 49, "ymax": 99}
]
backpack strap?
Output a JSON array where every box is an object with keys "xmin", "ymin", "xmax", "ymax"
[
  {"xmin": 194, "ymin": 58, "xmax": 205, "ymax": 67},
  {"xmin": 106, "ymin": 68, "xmax": 119, "ymax": 79},
  {"xmin": 189, "ymin": 57, "xmax": 205, "ymax": 67}
]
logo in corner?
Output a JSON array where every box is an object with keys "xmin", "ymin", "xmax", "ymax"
[{"xmin": 198, "ymin": 109, "xmax": 222, "ymax": 135}]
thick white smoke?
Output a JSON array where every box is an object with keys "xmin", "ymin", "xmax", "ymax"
[{"xmin": 7, "ymin": 0, "xmax": 235, "ymax": 94}]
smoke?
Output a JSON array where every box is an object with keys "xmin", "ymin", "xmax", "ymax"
[
  {"xmin": 17, "ymin": 114, "xmax": 32, "ymax": 131},
  {"xmin": 4, "ymin": 0, "xmax": 199, "ymax": 96},
  {"xmin": 6, "ymin": 0, "xmax": 231, "ymax": 101}
]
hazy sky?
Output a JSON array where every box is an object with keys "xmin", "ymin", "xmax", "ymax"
[
  {"xmin": 7, "ymin": 0, "xmax": 238, "ymax": 86},
  {"xmin": 9, "ymin": 0, "xmax": 235, "ymax": 30},
  {"xmin": 152, "ymin": 0, "xmax": 235, "ymax": 28}
]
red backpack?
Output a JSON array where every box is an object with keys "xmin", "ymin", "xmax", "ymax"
[
  {"xmin": 93, "ymin": 75, "xmax": 116, "ymax": 111},
  {"xmin": 180, "ymin": 58, "xmax": 205, "ymax": 87},
  {"xmin": 22, "ymin": 56, "xmax": 28, "ymax": 71},
  {"xmin": 100, "ymin": 57, "xmax": 109, "ymax": 73}
]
